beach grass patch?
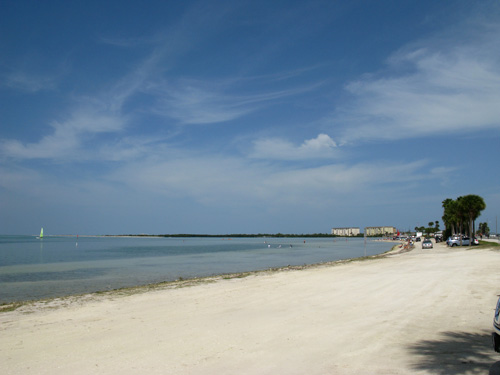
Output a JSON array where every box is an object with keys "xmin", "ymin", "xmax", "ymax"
[
  {"xmin": 478, "ymin": 240, "xmax": 500, "ymax": 248},
  {"xmin": 0, "ymin": 302, "xmax": 24, "ymax": 312}
]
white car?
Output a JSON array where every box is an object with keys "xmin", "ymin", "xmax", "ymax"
[
  {"xmin": 446, "ymin": 236, "xmax": 479, "ymax": 247},
  {"xmin": 422, "ymin": 239, "xmax": 433, "ymax": 249},
  {"xmin": 493, "ymin": 296, "xmax": 500, "ymax": 353}
]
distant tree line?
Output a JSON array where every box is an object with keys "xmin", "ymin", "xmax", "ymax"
[
  {"xmin": 414, "ymin": 221, "xmax": 440, "ymax": 236},
  {"xmin": 114, "ymin": 233, "xmax": 343, "ymax": 238},
  {"xmin": 442, "ymin": 194, "xmax": 486, "ymax": 238},
  {"xmin": 477, "ymin": 222, "xmax": 490, "ymax": 235}
]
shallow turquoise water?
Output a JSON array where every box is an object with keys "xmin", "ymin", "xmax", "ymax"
[{"xmin": 0, "ymin": 235, "xmax": 392, "ymax": 303}]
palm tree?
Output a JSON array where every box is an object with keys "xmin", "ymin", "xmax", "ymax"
[
  {"xmin": 478, "ymin": 222, "xmax": 490, "ymax": 236},
  {"xmin": 442, "ymin": 195, "xmax": 486, "ymax": 244},
  {"xmin": 426, "ymin": 222, "xmax": 434, "ymax": 236},
  {"xmin": 442, "ymin": 198, "xmax": 459, "ymax": 235},
  {"xmin": 456, "ymin": 196, "xmax": 466, "ymax": 235},
  {"xmin": 458, "ymin": 194, "xmax": 486, "ymax": 240}
]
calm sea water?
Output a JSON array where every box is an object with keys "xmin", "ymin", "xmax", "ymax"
[{"xmin": 0, "ymin": 235, "xmax": 393, "ymax": 303}]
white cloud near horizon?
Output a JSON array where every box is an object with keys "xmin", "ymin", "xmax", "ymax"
[
  {"xmin": 334, "ymin": 25, "xmax": 500, "ymax": 143},
  {"xmin": 0, "ymin": 153, "xmax": 448, "ymax": 235},
  {"xmin": 107, "ymin": 154, "xmax": 435, "ymax": 208}
]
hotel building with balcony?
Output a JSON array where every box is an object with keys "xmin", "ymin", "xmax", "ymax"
[{"xmin": 331, "ymin": 227, "xmax": 361, "ymax": 236}]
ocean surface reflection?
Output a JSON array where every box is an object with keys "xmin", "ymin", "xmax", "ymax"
[{"xmin": 0, "ymin": 235, "xmax": 393, "ymax": 303}]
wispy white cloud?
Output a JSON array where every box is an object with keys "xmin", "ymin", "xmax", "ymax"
[
  {"xmin": 0, "ymin": 35, "xmax": 160, "ymax": 161},
  {"xmin": 148, "ymin": 81, "xmax": 255, "ymax": 124},
  {"xmin": 250, "ymin": 134, "xmax": 338, "ymax": 160},
  {"xmin": 98, "ymin": 1, "xmax": 242, "ymax": 113},
  {"xmin": 334, "ymin": 25, "xmax": 500, "ymax": 143},
  {"xmin": 1, "ymin": 13, "xmax": 323, "ymax": 163},
  {"xmin": 95, "ymin": 134, "xmax": 178, "ymax": 162},
  {"xmin": 3, "ymin": 71, "xmax": 58, "ymax": 93},
  {"xmin": 1, "ymin": 65, "xmax": 319, "ymax": 161},
  {"xmin": 145, "ymin": 77, "xmax": 321, "ymax": 125},
  {"xmin": 0, "ymin": 108, "xmax": 126, "ymax": 160}
]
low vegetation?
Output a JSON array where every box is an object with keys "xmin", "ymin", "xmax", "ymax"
[{"xmin": 478, "ymin": 240, "xmax": 500, "ymax": 248}]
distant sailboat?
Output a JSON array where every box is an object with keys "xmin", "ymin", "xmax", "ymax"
[{"xmin": 37, "ymin": 227, "xmax": 44, "ymax": 239}]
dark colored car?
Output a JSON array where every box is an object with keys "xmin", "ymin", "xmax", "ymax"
[{"xmin": 493, "ymin": 296, "xmax": 500, "ymax": 352}]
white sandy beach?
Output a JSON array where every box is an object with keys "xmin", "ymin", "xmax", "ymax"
[{"xmin": 1, "ymin": 240, "xmax": 500, "ymax": 374}]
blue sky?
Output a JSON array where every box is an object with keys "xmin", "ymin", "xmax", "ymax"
[{"xmin": 1, "ymin": 0, "xmax": 499, "ymax": 235}]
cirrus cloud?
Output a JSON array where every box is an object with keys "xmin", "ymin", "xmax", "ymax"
[{"xmin": 334, "ymin": 24, "xmax": 500, "ymax": 143}]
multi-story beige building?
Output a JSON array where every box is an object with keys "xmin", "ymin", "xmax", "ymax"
[
  {"xmin": 365, "ymin": 226, "xmax": 396, "ymax": 236},
  {"xmin": 331, "ymin": 227, "xmax": 360, "ymax": 236}
]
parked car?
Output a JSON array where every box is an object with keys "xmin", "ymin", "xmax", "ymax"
[
  {"xmin": 447, "ymin": 236, "xmax": 463, "ymax": 246},
  {"xmin": 422, "ymin": 239, "xmax": 433, "ymax": 249},
  {"xmin": 493, "ymin": 296, "xmax": 500, "ymax": 353},
  {"xmin": 446, "ymin": 236, "xmax": 479, "ymax": 247}
]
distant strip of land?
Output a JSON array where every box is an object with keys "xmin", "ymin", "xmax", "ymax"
[{"xmin": 37, "ymin": 233, "xmax": 362, "ymax": 238}]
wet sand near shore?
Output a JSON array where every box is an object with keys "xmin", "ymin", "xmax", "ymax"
[{"xmin": 1, "ymin": 240, "xmax": 500, "ymax": 374}]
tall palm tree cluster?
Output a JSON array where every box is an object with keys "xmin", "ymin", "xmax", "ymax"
[{"xmin": 442, "ymin": 195, "xmax": 486, "ymax": 238}]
